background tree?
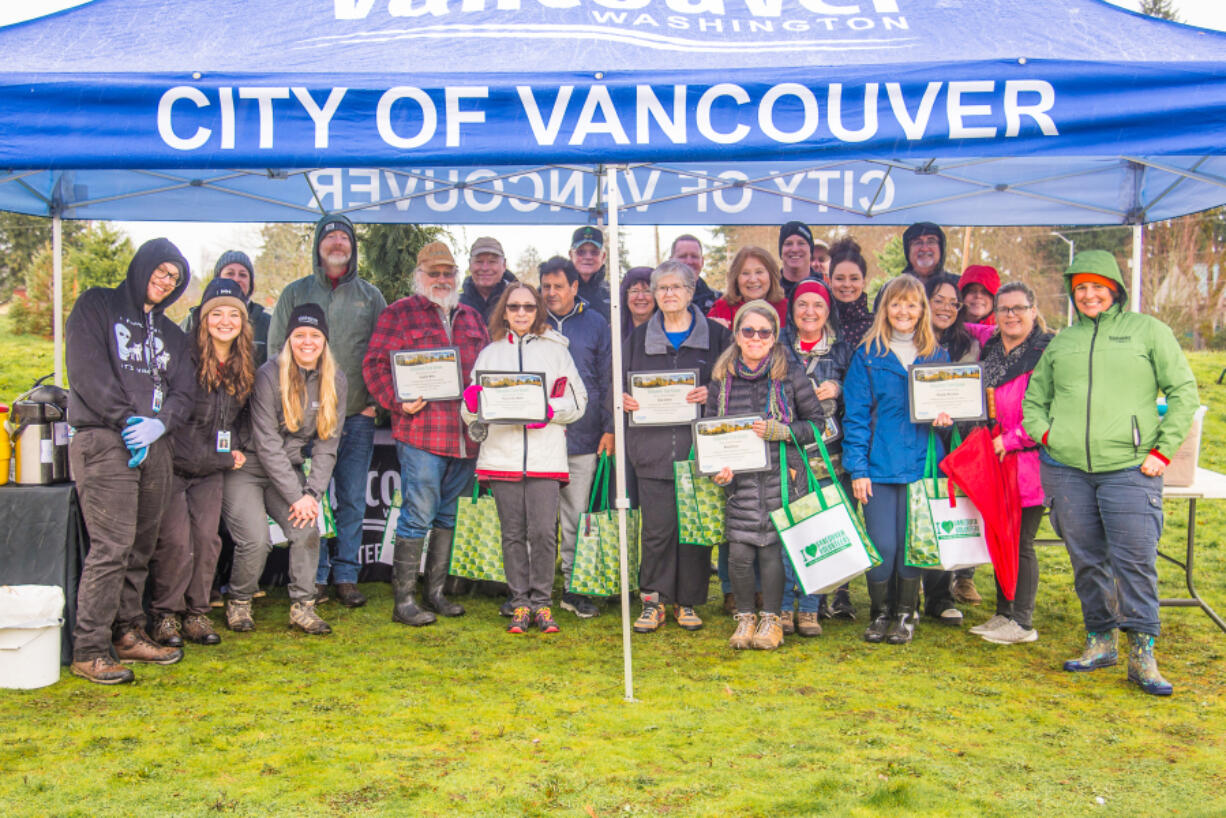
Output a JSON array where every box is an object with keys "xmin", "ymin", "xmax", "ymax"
[
  {"xmin": 252, "ymin": 222, "xmax": 314, "ymax": 307},
  {"xmin": 515, "ymin": 245, "xmax": 542, "ymax": 286},
  {"xmin": 1139, "ymin": 0, "xmax": 1179, "ymax": 21},
  {"xmin": 359, "ymin": 223, "xmax": 448, "ymax": 304},
  {"xmin": 0, "ymin": 213, "xmax": 85, "ymax": 301}
]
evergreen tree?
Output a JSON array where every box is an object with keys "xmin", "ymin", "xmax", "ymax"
[{"xmin": 359, "ymin": 223, "xmax": 447, "ymax": 304}]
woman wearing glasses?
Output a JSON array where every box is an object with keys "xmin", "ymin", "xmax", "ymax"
[
  {"xmin": 462, "ymin": 283, "xmax": 587, "ymax": 635},
  {"xmin": 707, "ymin": 301, "xmax": 825, "ymax": 650},
  {"xmin": 621, "ymin": 266, "xmax": 657, "ymax": 341},
  {"xmin": 622, "ymin": 260, "xmax": 732, "ymax": 635}
]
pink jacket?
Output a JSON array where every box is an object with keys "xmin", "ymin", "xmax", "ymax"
[{"xmin": 993, "ymin": 370, "xmax": 1043, "ymax": 508}]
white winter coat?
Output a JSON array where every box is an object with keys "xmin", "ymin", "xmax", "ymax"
[{"xmin": 461, "ymin": 329, "xmax": 588, "ymax": 481}]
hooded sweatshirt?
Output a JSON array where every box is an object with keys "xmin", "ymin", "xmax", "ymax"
[
  {"xmin": 1022, "ymin": 250, "xmax": 1199, "ymax": 473},
  {"xmin": 267, "ymin": 214, "xmax": 387, "ymax": 417},
  {"xmin": 900, "ymin": 222, "xmax": 953, "ymax": 285},
  {"xmin": 66, "ymin": 238, "xmax": 196, "ymax": 434}
]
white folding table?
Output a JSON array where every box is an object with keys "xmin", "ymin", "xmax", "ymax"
[{"xmin": 1160, "ymin": 468, "xmax": 1226, "ymax": 634}]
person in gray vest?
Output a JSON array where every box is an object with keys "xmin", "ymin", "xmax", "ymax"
[{"xmin": 268, "ymin": 214, "xmax": 387, "ymax": 609}]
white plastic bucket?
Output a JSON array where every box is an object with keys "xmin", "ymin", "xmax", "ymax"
[{"xmin": 0, "ymin": 585, "xmax": 65, "ymax": 689}]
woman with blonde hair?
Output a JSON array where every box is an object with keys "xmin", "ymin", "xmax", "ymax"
[
  {"xmin": 222, "ymin": 303, "xmax": 347, "ymax": 636},
  {"xmin": 842, "ymin": 275, "xmax": 952, "ymax": 645},
  {"xmin": 706, "ymin": 246, "xmax": 788, "ymax": 329},
  {"xmin": 706, "ymin": 300, "xmax": 825, "ymax": 650}
]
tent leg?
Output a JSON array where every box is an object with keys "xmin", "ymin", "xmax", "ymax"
[
  {"xmin": 604, "ymin": 165, "xmax": 636, "ymax": 704},
  {"xmin": 53, "ymin": 214, "xmax": 64, "ymax": 387},
  {"xmin": 1131, "ymin": 224, "xmax": 1143, "ymax": 313}
]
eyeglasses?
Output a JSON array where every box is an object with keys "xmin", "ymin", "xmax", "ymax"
[
  {"xmin": 424, "ymin": 269, "xmax": 456, "ymax": 279},
  {"xmin": 656, "ymin": 284, "xmax": 690, "ymax": 294},
  {"xmin": 912, "ymin": 236, "xmax": 941, "ymax": 247},
  {"xmin": 739, "ymin": 327, "xmax": 775, "ymax": 340},
  {"xmin": 151, "ymin": 266, "xmax": 182, "ymax": 286},
  {"xmin": 505, "ymin": 303, "xmax": 537, "ymax": 313},
  {"xmin": 930, "ymin": 297, "xmax": 960, "ymax": 310},
  {"xmin": 996, "ymin": 304, "xmax": 1033, "ymax": 316},
  {"xmin": 574, "ymin": 247, "xmax": 602, "ymax": 258}
]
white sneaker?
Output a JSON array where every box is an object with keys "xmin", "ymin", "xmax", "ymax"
[
  {"xmin": 981, "ymin": 620, "xmax": 1038, "ymax": 645},
  {"xmin": 969, "ymin": 614, "xmax": 1010, "ymax": 635}
]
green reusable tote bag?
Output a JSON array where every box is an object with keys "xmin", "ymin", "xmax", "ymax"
[
  {"xmin": 771, "ymin": 425, "xmax": 881, "ymax": 596},
  {"xmin": 674, "ymin": 446, "xmax": 725, "ymax": 547},
  {"xmin": 449, "ymin": 481, "xmax": 507, "ymax": 583},
  {"xmin": 568, "ymin": 454, "xmax": 641, "ymax": 596}
]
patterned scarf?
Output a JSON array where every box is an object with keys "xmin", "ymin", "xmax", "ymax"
[
  {"xmin": 721, "ymin": 354, "xmax": 793, "ymax": 424},
  {"xmin": 834, "ymin": 294, "xmax": 873, "ymax": 349}
]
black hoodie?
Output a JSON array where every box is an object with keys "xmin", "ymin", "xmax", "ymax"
[{"xmin": 66, "ymin": 238, "xmax": 196, "ymax": 434}]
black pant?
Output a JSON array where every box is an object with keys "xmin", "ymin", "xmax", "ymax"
[
  {"xmin": 995, "ymin": 506, "xmax": 1044, "ymax": 629},
  {"xmin": 149, "ymin": 472, "xmax": 224, "ymax": 617},
  {"xmin": 70, "ymin": 428, "xmax": 173, "ymax": 661},
  {"xmin": 923, "ymin": 569, "xmax": 956, "ymax": 615},
  {"xmin": 637, "ymin": 476, "xmax": 710, "ymax": 607},
  {"xmin": 728, "ymin": 540, "xmax": 784, "ymax": 615}
]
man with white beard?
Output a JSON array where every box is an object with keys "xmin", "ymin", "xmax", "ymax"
[{"xmin": 363, "ymin": 242, "xmax": 491, "ymax": 627}]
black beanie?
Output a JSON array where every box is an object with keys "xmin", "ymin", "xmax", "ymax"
[
  {"xmin": 778, "ymin": 221, "xmax": 814, "ymax": 255},
  {"xmin": 286, "ymin": 303, "xmax": 329, "ymax": 341},
  {"xmin": 198, "ymin": 278, "xmax": 248, "ymax": 320}
]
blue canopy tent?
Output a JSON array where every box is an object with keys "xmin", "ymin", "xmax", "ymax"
[{"xmin": 3, "ymin": 0, "xmax": 1225, "ymax": 697}]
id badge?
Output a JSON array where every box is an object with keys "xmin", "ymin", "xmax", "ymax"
[
  {"xmin": 216, "ymin": 430, "xmax": 232, "ymax": 453},
  {"xmin": 152, "ymin": 388, "xmax": 163, "ymax": 413}
]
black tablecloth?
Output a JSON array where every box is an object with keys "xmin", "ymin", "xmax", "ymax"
[{"xmin": 0, "ymin": 483, "xmax": 86, "ymax": 664}]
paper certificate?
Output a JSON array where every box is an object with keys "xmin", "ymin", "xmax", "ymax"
[
  {"xmin": 628, "ymin": 369, "xmax": 699, "ymax": 427},
  {"xmin": 908, "ymin": 363, "xmax": 988, "ymax": 423},
  {"xmin": 476, "ymin": 370, "xmax": 549, "ymax": 424},
  {"xmin": 692, "ymin": 414, "xmax": 769, "ymax": 475},
  {"xmin": 392, "ymin": 347, "xmax": 463, "ymax": 402}
]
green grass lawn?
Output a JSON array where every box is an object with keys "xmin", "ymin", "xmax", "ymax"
[{"xmin": 0, "ymin": 326, "xmax": 1223, "ymax": 816}]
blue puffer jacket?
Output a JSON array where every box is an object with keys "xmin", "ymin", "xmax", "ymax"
[
  {"xmin": 842, "ymin": 341, "xmax": 949, "ymax": 484},
  {"xmin": 546, "ymin": 297, "xmax": 612, "ymax": 456}
]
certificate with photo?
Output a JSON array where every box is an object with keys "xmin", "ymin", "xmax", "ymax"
[
  {"xmin": 692, "ymin": 414, "xmax": 770, "ymax": 475},
  {"xmin": 476, "ymin": 370, "xmax": 549, "ymax": 424},
  {"xmin": 391, "ymin": 347, "xmax": 463, "ymax": 402},
  {"xmin": 628, "ymin": 369, "xmax": 700, "ymax": 427},
  {"xmin": 908, "ymin": 362, "xmax": 988, "ymax": 423}
]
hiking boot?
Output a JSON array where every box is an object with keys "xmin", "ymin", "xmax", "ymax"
[
  {"xmin": 499, "ymin": 597, "xmax": 516, "ymax": 618},
  {"xmin": 391, "ymin": 536, "xmax": 436, "ymax": 627},
  {"xmin": 313, "ymin": 583, "xmax": 330, "ymax": 605},
  {"xmin": 674, "ymin": 606, "xmax": 703, "ymax": 631},
  {"xmin": 1126, "ymin": 632, "xmax": 1172, "ymax": 696},
  {"xmin": 969, "ymin": 614, "xmax": 1011, "ymax": 636},
  {"xmin": 71, "ymin": 656, "xmax": 134, "ymax": 685},
  {"xmin": 751, "ymin": 613, "xmax": 784, "ymax": 650},
  {"xmin": 933, "ymin": 605, "xmax": 963, "ymax": 626},
  {"xmin": 633, "ymin": 602, "xmax": 665, "ymax": 633},
  {"xmin": 797, "ymin": 611, "xmax": 823, "ymax": 637},
  {"xmin": 952, "ymin": 576, "xmax": 982, "ymax": 605},
  {"xmin": 226, "ymin": 598, "xmax": 254, "ymax": 632},
  {"xmin": 114, "ymin": 628, "xmax": 183, "ymax": 665},
  {"xmin": 780, "ymin": 610, "xmax": 796, "ymax": 635},
  {"xmin": 729, "ymin": 612, "xmax": 757, "ymax": 650},
  {"xmin": 886, "ymin": 577, "xmax": 920, "ymax": 645},
  {"xmin": 289, "ymin": 600, "xmax": 332, "ymax": 635},
  {"xmin": 981, "ymin": 620, "xmax": 1038, "ymax": 645},
  {"xmin": 722, "ymin": 593, "xmax": 736, "ymax": 616},
  {"xmin": 830, "ymin": 586, "xmax": 856, "ymax": 620},
  {"xmin": 561, "ymin": 592, "xmax": 600, "ymax": 619},
  {"xmin": 151, "ymin": 613, "xmax": 184, "ymax": 648},
  {"xmin": 534, "ymin": 607, "xmax": 560, "ymax": 634},
  {"xmin": 1063, "ymin": 630, "xmax": 1118, "ymax": 672},
  {"xmin": 334, "ymin": 583, "xmax": 367, "ymax": 609},
  {"xmin": 863, "ymin": 581, "xmax": 891, "ymax": 644},
  {"xmin": 182, "ymin": 614, "xmax": 221, "ymax": 645},
  {"xmin": 423, "ymin": 528, "xmax": 464, "ymax": 617},
  {"xmin": 507, "ymin": 607, "xmax": 532, "ymax": 634},
  {"xmin": 209, "ymin": 589, "xmax": 224, "ymax": 609}
]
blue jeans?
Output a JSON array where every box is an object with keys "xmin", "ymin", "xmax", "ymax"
[
  {"xmin": 394, "ymin": 442, "xmax": 476, "ymax": 540},
  {"xmin": 316, "ymin": 413, "xmax": 375, "ymax": 585},
  {"xmin": 782, "ymin": 557, "xmax": 823, "ymax": 613},
  {"xmin": 862, "ymin": 482, "xmax": 920, "ymax": 583},
  {"xmin": 1041, "ymin": 457, "xmax": 1164, "ymax": 636}
]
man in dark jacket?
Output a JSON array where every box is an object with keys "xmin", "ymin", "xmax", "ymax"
[
  {"xmin": 66, "ymin": 238, "xmax": 195, "ymax": 684},
  {"xmin": 569, "ymin": 225, "xmax": 611, "ymax": 322},
  {"xmin": 900, "ymin": 222, "xmax": 953, "ymax": 288},
  {"xmin": 458, "ymin": 236, "xmax": 517, "ymax": 322},
  {"xmin": 540, "ymin": 257, "xmax": 614, "ymax": 619},
  {"xmin": 181, "ymin": 251, "xmax": 271, "ymax": 365},
  {"xmin": 269, "ymin": 214, "xmax": 387, "ymax": 609},
  {"xmin": 669, "ymin": 234, "xmax": 720, "ymax": 314}
]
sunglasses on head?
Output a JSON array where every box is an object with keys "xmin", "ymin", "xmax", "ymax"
[{"xmin": 739, "ymin": 327, "xmax": 775, "ymax": 340}]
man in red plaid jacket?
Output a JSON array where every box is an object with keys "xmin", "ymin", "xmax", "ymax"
[{"xmin": 363, "ymin": 241, "xmax": 491, "ymax": 627}]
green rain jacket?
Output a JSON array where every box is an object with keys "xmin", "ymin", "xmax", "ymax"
[
  {"xmin": 268, "ymin": 215, "xmax": 387, "ymax": 417},
  {"xmin": 1022, "ymin": 250, "xmax": 1199, "ymax": 473}
]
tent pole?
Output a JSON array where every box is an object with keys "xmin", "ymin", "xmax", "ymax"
[
  {"xmin": 53, "ymin": 213, "xmax": 64, "ymax": 387},
  {"xmin": 1131, "ymin": 224, "xmax": 1143, "ymax": 313},
  {"xmin": 605, "ymin": 164, "xmax": 636, "ymax": 703}
]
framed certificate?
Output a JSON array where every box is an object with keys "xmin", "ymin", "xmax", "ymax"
[
  {"xmin": 692, "ymin": 414, "xmax": 769, "ymax": 475},
  {"xmin": 391, "ymin": 347, "xmax": 463, "ymax": 402},
  {"xmin": 476, "ymin": 370, "xmax": 548, "ymax": 424},
  {"xmin": 908, "ymin": 363, "xmax": 987, "ymax": 423},
  {"xmin": 628, "ymin": 369, "xmax": 700, "ymax": 427}
]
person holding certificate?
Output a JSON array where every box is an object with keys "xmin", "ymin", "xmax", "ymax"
[
  {"xmin": 622, "ymin": 260, "xmax": 732, "ymax": 635},
  {"xmin": 705, "ymin": 301, "xmax": 825, "ymax": 651},
  {"xmin": 461, "ymin": 283, "xmax": 587, "ymax": 636},
  {"xmin": 843, "ymin": 275, "xmax": 952, "ymax": 646}
]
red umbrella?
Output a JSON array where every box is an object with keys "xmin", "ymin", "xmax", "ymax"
[{"xmin": 939, "ymin": 426, "xmax": 1021, "ymax": 599}]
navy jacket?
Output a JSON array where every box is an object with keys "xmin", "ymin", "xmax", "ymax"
[{"xmin": 546, "ymin": 297, "xmax": 612, "ymax": 456}]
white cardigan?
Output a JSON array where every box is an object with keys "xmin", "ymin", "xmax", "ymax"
[{"xmin": 461, "ymin": 329, "xmax": 588, "ymax": 481}]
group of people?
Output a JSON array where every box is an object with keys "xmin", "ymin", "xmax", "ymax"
[{"xmin": 63, "ymin": 214, "xmax": 1199, "ymax": 698}]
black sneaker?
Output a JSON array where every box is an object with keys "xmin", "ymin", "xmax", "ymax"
[
  {"xmin": 830, "ymin": 588, "xmax": 856, "ymax": 621},
  {"xmin": 560, "ymin": 592, "xmax": 599, "ymax": 619},
  {"xmin": 507, "ymin": 607, "xmax": 532, "ymax": 634},
  {"xmin": 534, "ymin": 607, "xmax": 560, "ymax": 634}
]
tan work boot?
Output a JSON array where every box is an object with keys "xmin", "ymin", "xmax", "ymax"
[
  {"xmin": 633, "ymin": 601, "xmax": 665, "ymax": 633},
  {"xmin": 952, "ymin": 576, "xmax": 982, "ymax": 605},
  {"xmin": 226, "ymin": 598, "xmax": 254, "ymax": 632},
  {"xmin": 780, "ymin": 610, "xmax": 796, "ymax": 635},
  {"xmin": 751, "ymin": 613, "xmax": 784, "ymax": 650},
  {"xmin": 70, "ymin": 656, "xmax": 135, "ymax": 685},
  {"xmin": 797, "ymin": 611, "xmax": 823, "ymax": 637},
  {"xmin": 289, "ymin": 600, "xmax": 332, "ymax": 635},
  {"xmin": 729, "ymin": 612, "xmax": 757, "ymax": 650},
  {"xmin": 113, "ymin": 628, "xmax": 183, "ymax": 665},
  {"xmin": 182, "ymin": 614, "xmax": 221, "ymax": 645},
  {"xmin": 673, "ymin": 606, "xmax": 703, "ymax": 631}
]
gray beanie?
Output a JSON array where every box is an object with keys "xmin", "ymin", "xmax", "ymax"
[{"xmin": 213, "ymin": 250, "xmax": 255, "ymax": 296}]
